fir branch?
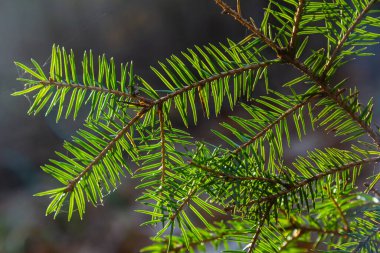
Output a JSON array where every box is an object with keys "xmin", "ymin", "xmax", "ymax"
[
  {"xmin": 253, "ymin": 156, "xmax": 380, "ymax": 205},
  {"xmin": 322, "ymin": 0, "xmax": 379, "ymax": 78},
  {"xmin": 289, "ymin": 0, "xmax": 306, "ymax": 52},
  {"xmin": 169, "ymin": 182, "xmax": 200, "ymax": 222},
  {"xmin": 288, "ymin": 58, "xmax": 380, "ymax": 147},
  {"xmin": 189, "ymin": 161, "xmax": 287, "ymax": 186},
  {"xmin": 225, "ymin": 156, "xmax": 380, "ymax": 211},
  {"xmin": 214, "ymin": 0, "xmax": 380, "ymax": 147},
  {"xmin": 64, "ymin": 108, "xmax": 148, "ymax": 192},
  {"xmin": 232, "ymin": 92, "xmax": 323, "ymax": 155},
  {"xmin": 39, "ymin": 80, "xmax": 153, "ymax": 106},
  {"xmin": 152, "ymin": 60, "xmax": 277, "ymax": 106},
  {"xmin": 247, "ymin": 202, "xmax": 274, "ymax": 253},
  {"xmin": 215, "ymin": 0, "xmax": 281, "ymax": 53}
]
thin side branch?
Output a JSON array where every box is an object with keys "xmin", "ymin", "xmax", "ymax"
[
  {"xmin": 247, "ymin": 202, "xmax": 274, "ymax": 253},
  {"xmin": 232, "ymin": 92, "xmax": 323, "ymax": 155},
  {"xmin": 289, "ymin": 0, "xmax": 305, "ymax": 51},
  {"xmin": 286, "ymin": 58, "xmax": 380, "ymax": 147},
  {"xmin": 225, "ymin": 156, "xmax": 380, "ymax": 211},
  {"xmin": 169, "ymin": 184, "xmax": 200, "ymax": 221},
  {"xmin": 153, "ymin": 60, "xmax": 277, "ymax": 106},
  {"xmin": 190, "ymin": 161, "xmax": 288, "ymax": 187},
  {"xmin": 330, "ymin": 195, "xmax": 350, "ymax": 232},
  {"xmin": 215, "ymin": 0, "xmax": 281, "ymax": 52},
  {"xmin": 40, "ymin": 80, "xmax": 153, "ymax": 105},
  {"xmin": 322, "ymin": 0, "xmax": 378, "ymax": 78},
  {"xmin": 64, "ymin": 108, "xmax": 148, "ymax": 192},
  {"xmin": 158, "ymin": 103, "xmax": 167, "ymax": 184}
]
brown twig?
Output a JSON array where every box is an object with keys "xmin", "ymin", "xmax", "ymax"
[
  {"xmin": 289, "ymin": 0, "xmax": 305, "ymax": 52},
  {"xmin": 330, "ymin": 195, "xmax": 350, "ymax": 232},
  {"xmin": 247, "ymin": 202, "xmax": 274, "ymax": 253},
  {"xmin": 169, "ymin": 184, "xmax": 200, "ymax": 221},
  {"xmin": 215, "ymin": 0, "xmax": 281, "ymax": 53}
]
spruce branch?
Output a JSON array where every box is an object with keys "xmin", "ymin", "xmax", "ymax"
[
  {"xmin": 232, "ymin": 92, "xmax": 322, "ymax": 155},
  {"xmin": 39, "ymin": 80, "xmax": 153, "ymax": 106},
  {"xmin": 213, "ymin": 0, "xmax": 380, "ymax": 148},
  {"xmin": 288, "ymin": 58, "xmax": 380, "ymax": 147},
  {"xmin": 225, "ymin": 156, "xmax": 380, "ymax": 211},
  {"xmin": 13, "ymin": 1, "xmax": 380, "ymax": 251},
  {"xmin": 189, "ymin": 161, "xmax": 287, "ymax": 186},
  {"xmin": 247, "ymin": 201, "xmax": 274, "ymax": 253},
  {"xmin": 322, "ymin": 0, "xmax": 379, "ymax": 79},
  {"xmin": 152, "ymin": 60, "xmax": 278, "ymax": 106},
  {"xmin": 64, "ymin": 108, "xmax": 147, "ymax": 192},
  {"xmin": 215, "ymin": 0, "xmax": 281, "ymax": 53}
]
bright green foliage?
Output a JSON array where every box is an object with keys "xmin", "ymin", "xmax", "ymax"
[{"xmin": 12, "ymin": 0, "xmax": 380, "ymax": 252}]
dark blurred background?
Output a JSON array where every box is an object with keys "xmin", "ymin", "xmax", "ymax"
[{"xmin": 0, "ymin": 1, "xmax": 379, "ymax": 252}]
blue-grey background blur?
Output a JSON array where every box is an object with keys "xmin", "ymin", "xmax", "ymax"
[{"xmin": 1, "ymin": 1, "xmax": 379, "ymax": 252}]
